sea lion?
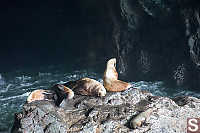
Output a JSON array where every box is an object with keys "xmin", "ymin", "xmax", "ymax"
[
  {"xmin": 103, "ymin": 58, "xmax": 131, "ymax": 92},
  {"xmin": 27, "ymin": 89, "xmax": 57, "ymax": 103},
  {"xmin": 64, "ymin": 77, "xmax": 106, "ymax": 97},
  {"xmin": 56, "ymin": 84, "xmax": 74, "ymax": 99},
  {"xmin": 50, "ymin": 84, "xmax": 74, "ymax": 105},
  {"xmin": 130, "ymin": 108, "xmax": 154, "ymax": 129}
]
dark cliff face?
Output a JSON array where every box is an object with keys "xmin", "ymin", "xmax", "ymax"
[
  {"xmin": 106, "ymin": 0, "xmax": 200, "ymax": 90},
  {"xmin": 1, "ymin": 0, "xmax": 200, "ymax": 90}
]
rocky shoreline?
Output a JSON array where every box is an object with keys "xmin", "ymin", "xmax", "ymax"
[{"xmin": 11, "ymin": 86, "xmax": 200, "ymax": 133}]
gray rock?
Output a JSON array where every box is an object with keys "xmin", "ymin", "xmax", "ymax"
[{"xmin": 11, "ymin": 88, "xmax": 200, "ymax": 133}]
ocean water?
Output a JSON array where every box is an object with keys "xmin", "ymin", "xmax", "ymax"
[{"xmin": 0, "ymin": 65, "xmax": 199, "ymax": 132}]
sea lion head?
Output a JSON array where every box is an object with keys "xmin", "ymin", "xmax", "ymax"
[
  {"xmin": 57, "ymin": 84, "xmax": 74, "ymax": 99},
  {"xmin": 104, "ymin": 58, "xmax": 118, "ymax": 81},
  {"xmin": 107, "ymin": 58, "xmax": 116, "ymax": 69},
  {"xmin": 97, "ymin": 86, "xmax": 107, "ymax": 97}
]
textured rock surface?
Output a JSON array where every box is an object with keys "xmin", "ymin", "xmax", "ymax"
[{"xmin": 11, "ymin": 86, "xmax": 200, "ymax": 133}]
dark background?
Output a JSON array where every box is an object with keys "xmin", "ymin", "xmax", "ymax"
[{"xmin": 0, "ymin": 0, "xmax": 111, "ymax": 71}]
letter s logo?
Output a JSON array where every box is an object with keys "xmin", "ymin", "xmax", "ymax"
[{"xmin": 188, "ymin": 118, "xmax": 198, "ymax": 132}]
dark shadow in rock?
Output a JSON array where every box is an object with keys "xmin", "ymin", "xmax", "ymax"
[
  {"xmin": 85, "ymin": 107, "xmax": 94, "ymax": 117},
  {"xmin": 172, "ymin": 96, "xmax": 199, "ymax": 108},
  {"xmin": 172, "ymin": 96, "xmax": 190, "ymax": 106},
  {"xmin": 135, "ymin": 99, "xmax": 152, "ymax": 112}
]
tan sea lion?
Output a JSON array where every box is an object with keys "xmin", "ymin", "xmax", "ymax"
[
  {"xmin": 64, "ymin": 77, "xmax": 106, "ymax": 97},
  {"xmin": 27, "ymin": 89, "xmax": 57, "ymax": 103},
  {"xmin": 103, "ymin": 58, "xmax": 131, "ymax": 92},
  {"xmin": 130, "ymin": 108, "xmax": 154, "ymax": 129}
]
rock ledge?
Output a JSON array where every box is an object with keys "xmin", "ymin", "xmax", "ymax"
[{"xmin": 11, "ymin": 87, "xmax": 200, "ymax": 133}]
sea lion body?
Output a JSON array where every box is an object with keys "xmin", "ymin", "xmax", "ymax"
[
  {"xmin": 103, "ymin": 58, "xmax": 131, "ymax": 92},
  {"xmin": 64, "ymin": 77, "xmax": 106, "ymax": 97},
  {"xmin": 27, "ymin": 89, "xmax": 57, "ymax": 103},
  {"xmin": 104, "ymin": 58, "xmax": 118, "ymax": 80}
]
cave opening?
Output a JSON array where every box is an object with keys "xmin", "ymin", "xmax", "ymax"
[{"xmin": 0, "ymin": 0, "xmax": 115, "ymax": 71}]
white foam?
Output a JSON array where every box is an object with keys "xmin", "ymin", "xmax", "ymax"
[
  {"xmin": 0, "ymin": 92, "xmax": 30, "ymax": 101},
  {"xmin": 20, "ymin": 83, "xmax": 33, "ymax": 87},
  {"xmin": 0, "ymin": 84, "xmax": 12, "ymax": 93},
  {"xmin": 57, "ymin": 81, "xmax": 67, "ymax": 84},
  {"xmin": 16, "ymin": 75, "xmax": 31, "ymax": 82}
]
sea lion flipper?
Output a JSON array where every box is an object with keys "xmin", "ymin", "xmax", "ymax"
[
  {"xmin": 27, "ymin": 89, "xmax": 57, "ymax": 104},
  {"xmin": 109, "ymin": 80, "xmax": 131, "ymax": 92}
]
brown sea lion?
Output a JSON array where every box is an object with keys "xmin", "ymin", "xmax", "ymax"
[
  {"xmin": 64, "ymin": 77, "xmax": 106, "ymax": 97},
  {"xmin": 27, "ymin": 89, "xmax": 57, "ymax": 103},
  {"xmin": 103, "ymin": 58, "xmax": 131, "ymax": 92},
  {"xmin": 49, "ymin": 84, "xmax": 75, "ymax": 106},
  {"xmin": 56, "ymin": 84, "xmax": 74, "ymax": 99}
]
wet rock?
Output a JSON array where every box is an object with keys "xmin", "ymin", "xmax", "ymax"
[{"xmin": 11, "ymin": 87, "xmax": 200, "ymax": 133}]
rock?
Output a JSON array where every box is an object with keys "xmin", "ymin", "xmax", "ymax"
[{"xmin": 11, "ymin": 87, "xmax": 200, "ymax": 133}]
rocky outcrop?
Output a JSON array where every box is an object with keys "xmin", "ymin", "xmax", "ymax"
[{"xmin": 11, "ymin": 86, "xmax": 200, "ymax": 133}]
